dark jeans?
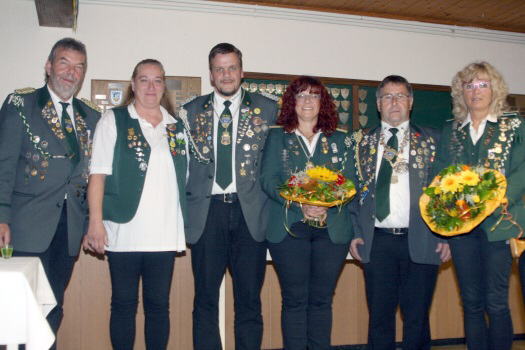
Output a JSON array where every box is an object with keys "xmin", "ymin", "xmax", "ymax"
[
  {"xmin": 269, "ymin": 222, "xmax": 349, "ymax": 350},
  {"xmin": 363, "ymin": 229, "xmax": 438, "ymax": 350},
  {"xmin": 191, "ymin": 199, "xmax": 267, "ymax": 350},
  {"xmin": 449, "ymin": 227, "xmax": 513, "ymax": 350},
  {"xmin": 14, "ymin": 201, "xmax": 75, "ymax": 350},
  {"xmin": 106, "ymin": 251, "xmax": 176, "ymax": 350}
]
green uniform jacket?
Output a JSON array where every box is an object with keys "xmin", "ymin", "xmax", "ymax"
[
  {"xmin": 432, "ymin": 114, "xmax": 525, "ymax": 241},
  {"xmin": 0, "ymin": 86, "xmax": 100, "ymax": 255},
  {"xmin": 260, "ymin": 127, "xmax": 356, "ymax": 244}
]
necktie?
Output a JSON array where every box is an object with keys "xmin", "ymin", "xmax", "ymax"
[
  {"xmin": 375, "ymin": 128, "xmax": 398, "ymax": 222},
  {"xmin": 216, "ymin": 100, "xmax": 233, "ymax": 189},
  {"xmin": 59, "ymin": 102, "xmax": 80, "ymax": 169}
]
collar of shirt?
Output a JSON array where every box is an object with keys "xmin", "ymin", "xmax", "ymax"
[
  {"xmin": 47, "ymin": 84, "xmax": 74, "ymax": 125},
  {"xmin": 294, "ymin": 129, "xmax": 321, "ymax": 155},
  {"xmin": 381, "ymin": 120, "xmax": 410, "ymax": 138},
  {"xmin": 213, "ymin": 88, "xmax": 242, "ymax": 116},
  {"xmin": 459, "ymin": 113, "xmax": 497, "ymax": 145}
]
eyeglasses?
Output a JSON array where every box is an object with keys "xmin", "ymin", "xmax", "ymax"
[
  {"xmin": 295, "ymin": 93, "xmax": 321, "ymax": 101},
  {"xmin": 463, "ymin": 81, "xmax": 491, "ymax": 91},
  {"xmin": 380, "ymin": 94, "xmax": 410, "ymax": 102}
]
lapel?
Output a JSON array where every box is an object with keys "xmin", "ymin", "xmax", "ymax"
[
  {"xmin": 72, "ymin": 98, "xmax": 91, "ymax": 162},
  {"xmin": 166, "ymin": 120, "xmax": 187, "ymax": 185},
  {"xmin": 357, "ymin": 126, "xmax": 380, "ymax": 187},
  {"xmin": 408, "ymin": 123, "xmax": 437, "ymax": 193},
  {"xmin": 283, "ymin": 131, "xmax": 306, "ymax": 174},
  {"xmin": 235, "ymin": 91, "xmax": 254, "ymax": 152},
  {"xmin": 37, "ymin": 87, "xmax": 69, "ymax": 154},
  {"xmin": 195, "ymin": 93, "xmax": 214, "ymax": 162}
]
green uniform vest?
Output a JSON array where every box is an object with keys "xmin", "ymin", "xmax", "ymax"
[{"xmin": 103, "ymin": 107, "xmax": 187, "ymax": 224}]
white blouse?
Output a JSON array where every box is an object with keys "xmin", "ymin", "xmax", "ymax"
[{"xmin": 90, "ymin": 104, "xmax": 186, "ymax": 252}]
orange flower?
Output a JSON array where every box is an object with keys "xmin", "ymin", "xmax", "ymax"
[
  {"xmin": 456, "ymin": 199, "xmax": 465, "ymax": 207},
  {"xmin": 462, "ymin": 165, "xmax": 470, "ymax": 171}
]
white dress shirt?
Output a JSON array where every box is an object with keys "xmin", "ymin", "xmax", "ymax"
[
  {"xmin": 211, "ymin": 88, "xmax": 243, "ymax": 195},
  {"xmin": 90, "ymin": 104, "xmax": 186, "ymax": 252},
  {"xmin": 459, "ymin": 113, "xmax": 498, "ymax": 145},
  {"xmin": 374, "ymin": 120, "xmax": 411, "ymax": 228}
]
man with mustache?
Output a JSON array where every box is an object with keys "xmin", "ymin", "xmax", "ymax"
[
  {"xmin": 349, "ymin": 75, "xmax": 450, "ymax": 349},
  {"xmin": 180, "ymin": 43, "xmax": 278, "ymax": 349},
  {"xmin": 0, "ymin": 37, "xmax": 100, "ymax": 348}
]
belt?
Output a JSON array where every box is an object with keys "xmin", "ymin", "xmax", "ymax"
[
  {"xmin": 374, "ymin": 227, "xmax": 408, "ymax": 235},
  {"xmin": 211, "ymin": 193, "xmax": 238, "ymax": 203}
]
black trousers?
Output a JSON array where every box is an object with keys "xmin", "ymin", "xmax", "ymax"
[
  {"xmin": 14, "ymin": 201, "xmax": 76, "ymax": 350},
  {"xmin": 363, "ymin": 229, "xmax": 438, "ymax": 350},
  {"xmin": 269, "ymin": 223, "xmax": 349, "ymax": 350},
  {"xmin": 449, "ymin": 228, "xmax": 513, "ymax": 350},
  {"xmin": 191, "ymin": 199, "xmax": 267, "ymax": 350},
  {"xmin": 107, "ymin": 251, "xmax": 176, "ymax": 350}
]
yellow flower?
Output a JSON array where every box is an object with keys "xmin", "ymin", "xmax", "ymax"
[
  {"xmin": 459, "ymin": 170, "xmax": 480, "ymax": 186},
  {"xmin": 307, "ymin": 166, "xmax": 338, "ymax": 182},
  {"xmin": 434, "ymin": 186, "xmax": 441, "ymax": 194},
  {"xmin": 473, "ymin": 195, "xmax": 480, "ymax": 203},
  {"xmin": 440, "ymin": 174, "xmax": 461, "ymax": 193}
]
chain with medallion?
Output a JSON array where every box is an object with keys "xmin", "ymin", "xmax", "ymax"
[{"xmin": 379, "ymin": 128, "xmax": 409, "ymax": 184}]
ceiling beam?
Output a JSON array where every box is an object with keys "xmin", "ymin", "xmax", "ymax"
[{"xmin": 35, "ymin": 0, "xmax": 74, "ymax": 28}]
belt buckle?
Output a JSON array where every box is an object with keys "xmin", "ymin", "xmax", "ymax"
[
  {"xmin": 223, "ymin": 193, "xmax": 234, "ymax": 204},
  {"xmin": 392, "ymin": 228, "xmax": 404, "ymax": 235}
]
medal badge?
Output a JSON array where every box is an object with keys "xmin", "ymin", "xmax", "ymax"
[{"xmin": 221, "ymin": 131, "xmax": 231, "ymax": 146}]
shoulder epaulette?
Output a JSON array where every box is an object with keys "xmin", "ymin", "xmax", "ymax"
[
  {"xmin": 269, "ymin": 125, "xmax": 283, "ymax": 129},
  {"xmin": 181, "ymin": 95, "xmax": 198, "ymax": 107},
  {"xmin": 80, "ymin": 98, "xmax": 102, "ymax": 113},
  {"xmin": 502, "ymin": 111, "xmax": 519, "ymax": 117},
  {"xmin": 14, "ymin": 87, "xmax": 35, "ymax": 95},
  {"xmin": 336, "ymin": 127, "xmax": 348, "ymax": 134},
  {"xmin": 259, "ymin": 92, "xmax": 280, "ymax": 102}
]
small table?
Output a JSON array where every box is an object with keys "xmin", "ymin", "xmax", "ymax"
[{"xmin": 0, "ymin": 257, "xmax": 57, "ymax": 350}]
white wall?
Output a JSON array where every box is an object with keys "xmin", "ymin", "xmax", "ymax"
[{"xmin": 1, "ymin": 0, "xmax": 525, "ymax": 102}]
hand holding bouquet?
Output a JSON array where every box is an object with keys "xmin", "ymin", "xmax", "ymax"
[
  {"xmin": 280, "ymin": 165, "xmax": 356, "ymax": 227},
  {"xmin": 280, "ymin": 166, "xmax": 356, "ymax": 207},
  {"xmin": 419, "ymin": 164, "xmax": 507, "ymax": 236}
]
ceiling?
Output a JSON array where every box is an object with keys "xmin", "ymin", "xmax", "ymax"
[{"xmin": 209, "ymin": 0, "xmax": 525, "ymax": 33}]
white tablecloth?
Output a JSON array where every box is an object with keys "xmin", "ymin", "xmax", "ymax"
[{"xmin": 0, "ymin": 257, "xmax": 57, "ymax": 350}]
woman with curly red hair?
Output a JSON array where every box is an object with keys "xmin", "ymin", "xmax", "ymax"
[{"xmin": 260, "ymin": 76, "xmax": 356, "ymax": 349}]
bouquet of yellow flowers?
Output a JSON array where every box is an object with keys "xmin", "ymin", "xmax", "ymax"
[
  {"xmin": 280, "ymin": 166, "xmax": 356, "ymax": 208},
  {"xmin": 419, "ymin": 164, "xmax": 507, "ymax": 236}
]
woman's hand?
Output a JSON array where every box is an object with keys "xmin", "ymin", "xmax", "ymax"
[
  {"xmin": 301, "ymin": 204, "xmax": 328, "ymax": 225},
  {"xmin": 83, "ymin": 219, "xmax": 108, "ymax": 254}
]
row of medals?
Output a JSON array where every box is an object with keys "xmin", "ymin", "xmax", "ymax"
[
  {"xmin": 127, "ymin": 128, "xmax": 149, "ymax": 171},
  {"xmin": 380, "ymin": 131, "xmax": 436, "ymax": 184},
  {"xmin": 241, "ymin": 82, "xmax": 352, "ymax": 101},
  {"xmin": 220, "ymin": 113, "xmax": 269, "ymax": 177}
]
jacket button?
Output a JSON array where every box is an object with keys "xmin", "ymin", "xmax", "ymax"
[
  {"xmin": 208, "ymin": 175, "xmax": 213, "ymax": 179},
  {"xmin": 206, "ymin": 195, "xmax": 211, "ymax": 199},
  {"xmin": 56, "ymin": 202, "xmax": 62, "ymax": 208},
  {"xmin": 371, "ymin": 194, "xmax": 375, "ymax": 198},
  {"xmin": 371, "ymin": 215, "xmax": 375, "ymax": 219}
]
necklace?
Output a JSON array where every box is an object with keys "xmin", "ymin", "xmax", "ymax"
[
  {"xmin": 213, "ymin": 92, "xmax": 243, "ymax": 146},
  {"xmin": 295, "ymin": 133, "xmax": 315, "ymax": 169},
  {"xmin": 379, "ymin": 128, "xmax": 410, "ymax": 184}
]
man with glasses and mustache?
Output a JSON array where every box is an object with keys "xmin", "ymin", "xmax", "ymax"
[
  {"xmin": 0, "ymin": 37, "xmax": 100, "ymax": 348},
  {"xmin": 180, "ymin": 42, "xmax": 278, "ymax": 349},
  {"xmin": 349, "ymin": 75, "xmax": 450, "ymax": 349}
]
